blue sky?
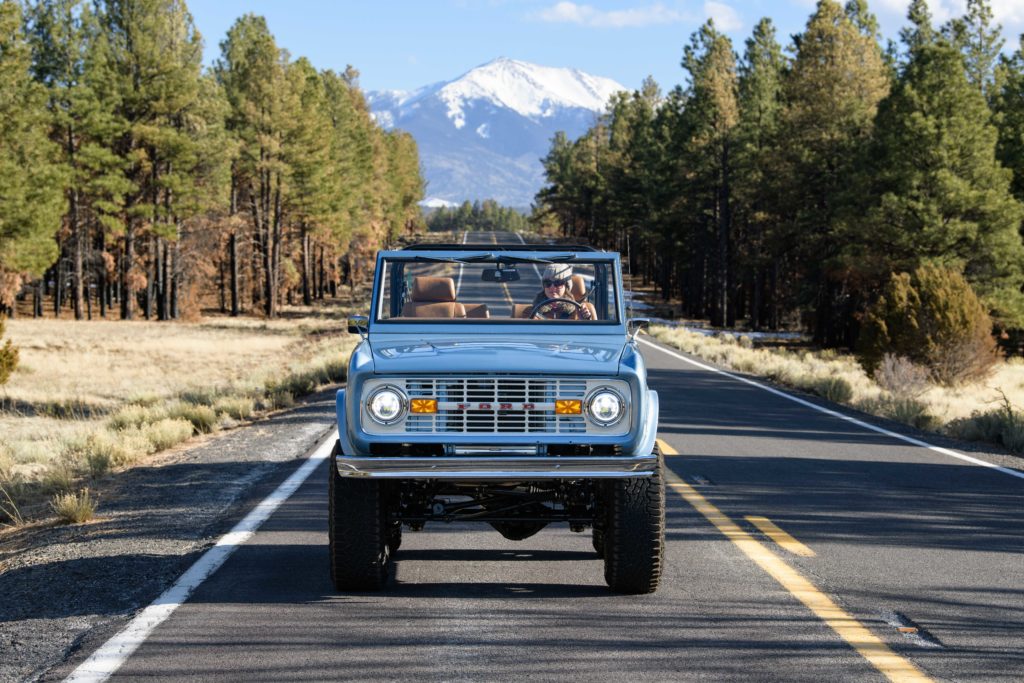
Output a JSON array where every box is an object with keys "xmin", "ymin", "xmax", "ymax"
[{"xmin": 188, "ymin": 1, "xmax": 1024, "ymax": 94}]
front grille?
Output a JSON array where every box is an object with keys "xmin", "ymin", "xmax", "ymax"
[{"xmin": 404, "ymin": 377, "xmax": 587, "ymax": 434}]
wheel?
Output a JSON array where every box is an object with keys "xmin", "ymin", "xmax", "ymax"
[
  {"xmin": 592, "ymin": 526, "xmax": 605, "ymax": 557},
  {"xmin": 603, "ymin": 445, "xmax": 665, "ymax": 594},
  {"xmin": 329, "ymin": 442, "xmax": 391, "ymax": 591}
]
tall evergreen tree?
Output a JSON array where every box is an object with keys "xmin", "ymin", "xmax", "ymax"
[
  {"xmin": 943, "ymin": 0, "xmax": 1003, "ymax": 100},
  {"xmin": 0, "ymin": 0, "xmax": 63, "ymax": 313},
  {"xmin": 866, "ymin": 34, "xmax": 1024, "ymax": 327},
  {"xmin": 88, "ymin": 0, "xmax": 205, "ymax": 320},
  {"xmin": 995, "ymin": 37, "xmax": 1024, "ymax": 205},
  {"xmin": 680, "ymin": 20, "xmax": 739, "ymax": 326},
  {"xmin": 777, "ymin": 0, "xmax": 889, "ymax": 345},
  {"xmin": 735, "ymin": 17, "xmax": 786, "ymax": 330}
]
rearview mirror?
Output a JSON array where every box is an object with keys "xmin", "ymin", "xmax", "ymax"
[
  {"xmin": 347, "ymin": 315, "xmax": 368, "ymax": 335},
  {"xmin": 627, "ymin": 318, "xmax": 650, "ymax": 339},
  {"xmin": 481, "ymin": 267, "xmax": 520, "ymax": 283}
]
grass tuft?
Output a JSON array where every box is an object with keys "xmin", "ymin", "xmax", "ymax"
[
  {"xmin": 51, "ymin": 488, "xmax": 96, "ymax": 524},
  {"xmin": 213, "ymin": 396, "xmax": 254, "ymax": 420},
  {"xmin": 143, "ymin": 418, "xmax": 195, "ymax": 451},
  {"xmin": 166, "ymin": 402, "xmax": 218, "ymax": 434}
]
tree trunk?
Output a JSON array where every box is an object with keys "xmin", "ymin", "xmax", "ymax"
[
  {"xmin": 122, "ymin": 228, "xmax": 135, "ymax": 320},
  {"xmin": 54, "ymin": 259, "xmax": 63, "ymax": 318},
  {"xmin": 301, "ymin": 227, "xmax": 312, "ymax": 306},
  {"xmin": 71, "ymin": 188, "xmax": 84, "ymax": 320},
  {"xmin": 32, "ymin": 280, "xmax": 41, "ymax": 318},
  {"xmin": 230, "ymin": 232, "xmax": 239, "ymax": 316}
]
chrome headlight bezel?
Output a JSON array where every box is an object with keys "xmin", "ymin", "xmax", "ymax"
[
  {"xmin": 585, "ymin": 387, "xmax": 626, "ymax": 427},
  {"xmin": 365, "ymin": 385, "xmax": 408, "ymax": 425}
]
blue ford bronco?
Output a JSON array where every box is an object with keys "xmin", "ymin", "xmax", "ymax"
[{"xmin": 330, "ymin": 242, "xmax": 664, "ymax": 593}]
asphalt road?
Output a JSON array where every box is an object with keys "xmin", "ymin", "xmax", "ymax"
[{"xmin": 50, "ymin": 232, "xmax": 1024, "ymax": 682}]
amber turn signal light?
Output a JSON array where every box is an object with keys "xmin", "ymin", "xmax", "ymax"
[
  {"xmin": 555, "ymin": 399, "xmax": 582, "ymax": 415},
  {"xmin": 410, "ymin": 399, "xmax": 437, "ymax": 414}
]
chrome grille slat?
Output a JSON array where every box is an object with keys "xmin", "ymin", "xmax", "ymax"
[{"xmin": 400, "ymin": 377, "xmax": 588, "ymax": 434}]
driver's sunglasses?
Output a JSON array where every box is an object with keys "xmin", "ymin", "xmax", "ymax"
[{"xmin": 543, "ymin": 278, "xmax": 568, "ymax": 288}]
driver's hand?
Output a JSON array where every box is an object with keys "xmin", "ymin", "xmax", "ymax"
[{"xmin": 580, "ymin": 307, "xmax": 592, "ymax": 320}]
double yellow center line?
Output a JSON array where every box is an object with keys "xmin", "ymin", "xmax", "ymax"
[{"xmin": 656, "ymin": 438, "xmax": 931, "ymax": 683}]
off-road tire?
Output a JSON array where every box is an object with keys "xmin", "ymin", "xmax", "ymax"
[
  {"xmin": 592, "ymin": 527, "xmax": 605, "ymax": 557},
  {"xmin": 603, "ymin": 445, "xmax": 665, "ymax": 594},
  {"xmin": 329, "ymin": 442, "xmax": 391, "ymax": 591}
]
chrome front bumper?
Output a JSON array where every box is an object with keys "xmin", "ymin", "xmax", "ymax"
[{"xmin": 334, "ymin": 453, "xmax": 658, "ymax": 479}]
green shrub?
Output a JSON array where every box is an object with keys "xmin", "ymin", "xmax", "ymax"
[
  {"xmin": 0, "ymin": 316, "xmax": 18, "ymax": 386},
  {"xmin": 859, "ymin": 264, "xmax": 998, "ymax": 386},
  {"xmin": 51, "ymin": 488, "xmax": 95, "ymax": 524}
]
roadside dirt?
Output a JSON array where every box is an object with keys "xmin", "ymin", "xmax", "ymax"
[{"xmin": 0, "ymin": 390, "xmax": 338, "ymax": 683}]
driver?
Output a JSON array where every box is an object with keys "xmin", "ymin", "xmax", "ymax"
[{"xmin": 531, "ymin": 263, "xmax": 593, "ymax": 320}]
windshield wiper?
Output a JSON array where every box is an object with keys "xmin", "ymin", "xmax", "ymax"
[
  {"xmin": 494, "ymin": 254, "xmax": 578, "ymax": 265},
  {"xmin": 408, "ymin": 254, "xmax": 494, "ymax": 264}
]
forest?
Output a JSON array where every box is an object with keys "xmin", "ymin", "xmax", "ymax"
[
  {"xmin": 426, "ymin": 199, "xmax": 529, "ymax": 234},
  {"xmin": 534, "ymin": 0, "xmax": 1024, "ymax": 354},
  {"xmin": 0, "ymin": 0, "xmax": 423, "ymax": 322}
]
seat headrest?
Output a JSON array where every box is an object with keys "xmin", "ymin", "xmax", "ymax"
[
  {"xmin": 411, "ymin": 276, "xmax": 457, "ymax": 303},
  {"xmin": 568, "ymin": 275, "xmax": 588, "ymax": 302}
]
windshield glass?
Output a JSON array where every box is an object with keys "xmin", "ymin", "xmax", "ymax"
[{"xmin": 375, "ymin": 256, "xmax": 620, "ymax": 323}]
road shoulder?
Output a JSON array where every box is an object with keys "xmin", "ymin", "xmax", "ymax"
[{"xmin": 0, "ymin": 390, "xmax": 337, "ymax": 683}]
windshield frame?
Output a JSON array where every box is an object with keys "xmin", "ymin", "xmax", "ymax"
[{"xmin": 368, "ymin": 249, "xmax": 626, "ymax": 335}]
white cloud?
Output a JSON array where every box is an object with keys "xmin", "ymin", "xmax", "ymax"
[
  {"xmin": 704, "ymin": 1, "xmax": 742, "ymax": 32},
  {"xmin": 873, "ymin": 1, "xmax": 1023, "ymax": 27},
  {"xmin": 535, "ymin": 2, "xmax": 688, "ymax": 28}
]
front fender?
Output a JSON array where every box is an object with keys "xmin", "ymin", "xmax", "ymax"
[
  {"xmin": 335, "ymin": 389, "xmax": 358, "ymax": 455},
  {"xmin": 636, "ymin": 389, "xmax": 659, "ymax": 456}
]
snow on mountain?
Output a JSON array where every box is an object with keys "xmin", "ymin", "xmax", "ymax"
[{"xmin": 369, "ymin": 58, "xmax": 627, "ymax": 207}]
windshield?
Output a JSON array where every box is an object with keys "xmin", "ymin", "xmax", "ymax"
[{"xmin": 375, "ymin": 256, "xmax": 620, "ymax": 324}]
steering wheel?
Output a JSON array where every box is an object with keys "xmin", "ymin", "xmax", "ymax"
[{"xmin": 528, "ymin": 297, "xmax": 586, "ymax": 319}]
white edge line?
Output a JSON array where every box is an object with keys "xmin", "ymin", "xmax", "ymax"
[
  {"xmin": 65, "ymin": 430, "xmax": 340, "ymax": 682},
  {"xmin": 455, "ymin": 230, "xmax": 467, "ymax": 295},
  {"xmin": 638, "ymin": 337, "xmax": 1024, "ymax": 482}
]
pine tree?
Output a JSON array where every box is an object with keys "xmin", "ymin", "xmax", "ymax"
[
  {"xmin": 777, "ymin": 0, "xmax": 889, "ymax": 346},
  {"xmin": 943, "ymin": 0, "xmax": 1003, "ymax": 100},
  {"xmin": 995, "ymin": 37, "xmax": 1024, "ymax": 204},
  {"xmin": 680, "ymin": 20, "xmax": 739, "ymax": 326},
  {"xmin": 88, "ymin": 0, "xmax": 205, "ymax": 320},
  {"xmin": 735, "ymin": 17, "xmax": 785, "ymax": 329},
  {"xmin": 0, "ymin": 0, "xmax": 64, "ymax": 313},
  {"xmin": 866, "ymin": 35, "xmax": 1024, "ymax": 327}
]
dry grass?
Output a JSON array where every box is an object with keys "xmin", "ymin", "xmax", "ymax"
[
  {"xmin": 0, "ymin": 307, "xmax": 360, "ymax": 524},
  {"xmin": 649, "ymin": 326, "xmax": 1024, "ymax": 451},
  {"xmin": 50, "ymin": 488, "xmax": 96, "ymax": 524}
]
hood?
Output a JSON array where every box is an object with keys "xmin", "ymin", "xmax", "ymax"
[{"xmin": 368, "ymin": 336, "xmax": 625, "ymax": 376}]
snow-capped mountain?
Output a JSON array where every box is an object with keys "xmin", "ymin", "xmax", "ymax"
[{"xmin": 368, "ymin": 58, "xmax": 627, "ymax": 209}]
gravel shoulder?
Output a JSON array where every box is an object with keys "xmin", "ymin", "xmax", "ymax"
[{"xmin": 0, "ymin": 389, "xmax": 338, "ymax": 683}]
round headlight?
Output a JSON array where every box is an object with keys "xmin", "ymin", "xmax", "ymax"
[
  {"xmin": 587, "ymin": 389, "xmax": 624, "ymax": 426},
  {"xmin": 367, "ymin": 386, "xmax": 406, "ymax": 424}
]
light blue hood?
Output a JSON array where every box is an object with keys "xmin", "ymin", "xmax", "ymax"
[{"xmin": 368, "ymin": 335, "xmax": 626, "ymax": 375}]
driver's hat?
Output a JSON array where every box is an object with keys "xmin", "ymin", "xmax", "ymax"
[{"xmin": 542, "ymin": 263, "xmax": 572, "ymax": 283}]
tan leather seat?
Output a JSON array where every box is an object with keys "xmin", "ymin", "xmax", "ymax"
[
  {"xmin": 401, "ymin": 276, "xmax": 466, "ymax": 318},
  {"xmin": 511, "ymin": 303, "xmax": 534, "ymax": 319},
  {"xmin": 464, "ymin": 303, "xmax": 490, "ymax": 319}
]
